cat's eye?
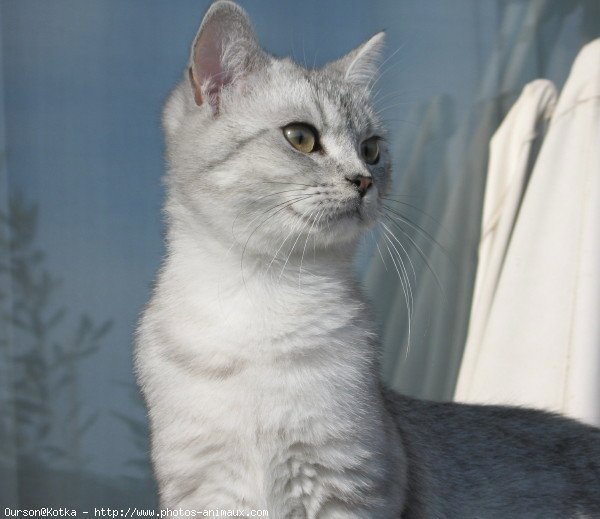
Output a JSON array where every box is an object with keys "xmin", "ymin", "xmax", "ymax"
[
  {"xmin": 361, "ymin": 137, "xmax": 380, "ymax": 165},
  {"xmin": 283, "ymin": 123, "xmax": 319, "ymax": 154}
]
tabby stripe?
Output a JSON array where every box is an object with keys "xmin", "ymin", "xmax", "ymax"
[{"xmin": 204, "ymin": 128, "xmax": 269, "ymax": 172}]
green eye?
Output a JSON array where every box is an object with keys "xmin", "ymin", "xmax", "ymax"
[
  {"xmin": 361, "ymin": 137, "xmax": 380, "ymax": 165},
  {"xmin": 283, "ymin": 123, "xmax": 319, "ymax": 153}
]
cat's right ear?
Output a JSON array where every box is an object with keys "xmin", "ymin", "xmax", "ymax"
[{"xmin": 189, "ymin": 1, "xmax": 266, "ymax": 111}]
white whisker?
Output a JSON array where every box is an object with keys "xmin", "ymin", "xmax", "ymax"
[
  {"xmin": 382, "ymin": 235, "xmax": 412, "ymax": 359},
  {"xmin": 381, "ymin": 222, "xmax": 417, "ymax": 284},
  {"xmin": 298, "ymin": 207, "xmax": 322, "ymax": 290},
  {"xmin": 278, "ymin": 207, "xmax": 314, "ymax": 282},
  {"xmin": 382, "ymin": 229, "xmax": 414, "ymax": 319}
]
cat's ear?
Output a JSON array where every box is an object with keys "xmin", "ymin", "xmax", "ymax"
[
  {"xmin": 330, "ymin": 32, "xmax": 385, "ymax": 90},
  {"xmin": 189, "ymin": 0, "xmax": 266, "ymax": 109}
]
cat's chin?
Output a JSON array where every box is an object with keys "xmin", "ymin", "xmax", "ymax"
[{"xmin": 315, "ymin": 210, "xmax": 376, "ymax": 247}]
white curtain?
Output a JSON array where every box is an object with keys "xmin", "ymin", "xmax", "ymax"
[
  {"xmin": 366, "ymin": 0, "xmax": 596, "ymax": 401},
  {"xmin": 455, "ymin": 79, "xmax": 558, "ymax": 397},
  {"xmin": 455, "ymin": 39, "xmax": 600, "ymax": 427}
]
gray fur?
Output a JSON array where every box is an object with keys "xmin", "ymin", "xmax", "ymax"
[
  {"xmin": 136, "ymin": 2, "xmax": 600, "ymax": 517},
  {"xmin": 385, "ymin": 390, "xmax": 600, "ymax": 517}
]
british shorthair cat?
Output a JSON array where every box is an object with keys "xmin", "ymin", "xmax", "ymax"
[{"xmin": 135, "ymin": 2, "xmax": 600, "ymax": 517}]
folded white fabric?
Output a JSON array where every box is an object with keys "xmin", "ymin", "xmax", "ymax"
[{"xmin": 455, "ymin": 39, "xmax": 600, "ymax": 427}]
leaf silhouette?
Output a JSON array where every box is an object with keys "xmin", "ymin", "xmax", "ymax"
[{"xmin": 1, "ymin": 194, "xmax": 114, "ymax": 470}]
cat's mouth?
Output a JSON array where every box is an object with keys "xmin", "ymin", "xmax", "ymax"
[
  {"xmin": 329, "ymin": 205, "xmax": 362, "ymax": 222},
  {"xmin": 290, "ymin": 201, "xmax": 362, "ymax": 224}
]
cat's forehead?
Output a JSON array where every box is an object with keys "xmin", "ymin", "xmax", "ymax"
[
  {"xmin": 311, "ymin": 70, "xmax": 378, "ymax": 135},
  {"xmin": 263, "ymin": 59, "xmax": 380, "ymax": 136}
]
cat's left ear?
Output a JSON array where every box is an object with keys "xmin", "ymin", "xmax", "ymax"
[
  {"xmin": 330, "ymin": 32, "xmax": 385, "ymax": 90},
  {"xmin": 189, "ymin": 1, "xmax": 267, "ymax": 110}
]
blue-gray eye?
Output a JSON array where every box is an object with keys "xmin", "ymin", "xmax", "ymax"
[
  {"xmin": 361, "ymin": 137, "xmax": 380, "ymax": 165},
  {"xmin": 283, "ymin": 123, "xmax": 318, "ymax": 153}
]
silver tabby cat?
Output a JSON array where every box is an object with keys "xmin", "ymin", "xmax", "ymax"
[{"xmin": 135, "ymin": 1, "xmax": 600, "ymax": 517}]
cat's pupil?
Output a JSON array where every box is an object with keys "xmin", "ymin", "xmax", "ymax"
[{"xmin": 283, "ymin": 123, "xmax": 317, "ymax": 153}]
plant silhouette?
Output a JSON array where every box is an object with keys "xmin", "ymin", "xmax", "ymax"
[{"xmin": 0, "ymin": 193, "xmax": 112, "ymax": 474}]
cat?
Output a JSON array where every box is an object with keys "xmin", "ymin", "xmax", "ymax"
[{"xmin": 134, "ymin": 1, "xmax": 600, "ymax": 517}]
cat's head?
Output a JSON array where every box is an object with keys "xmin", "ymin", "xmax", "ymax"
[{"xmin": 163, "ymin": 0, "xmax": 390, "ymax": 256}]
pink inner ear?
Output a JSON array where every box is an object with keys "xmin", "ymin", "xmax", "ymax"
[{"xmin": 192, "ymin": 23, "xmax": 229, "ymax": 107}]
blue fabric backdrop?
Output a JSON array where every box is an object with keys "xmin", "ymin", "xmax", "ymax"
[{"xmin": 1, "ymin": 0, "xmax": 598, "ymax": 508}]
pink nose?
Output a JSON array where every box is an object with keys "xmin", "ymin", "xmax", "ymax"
[{"xmin": 346, "ymin": 175, "xmax": 373, "ymax": 197}]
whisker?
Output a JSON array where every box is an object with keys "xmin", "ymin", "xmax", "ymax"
[
  {"xmin": 266, "ymin": 203, "xmax": 316, "ymax": 274},
  {"xmin": 252, "ymin": 188, "xmax": 309, "ymax": 201},
  {"xmin": 374, "ymin": 98, "xmax": 413, "ymax": 111},
  {"xmin": 373, "ymin": 90, "xmax": 410, "ymax": 106},
  {"xmin": 381, "ymin": 228, "xmax": 414, "ymax": 318},
  {"xmin": 236, "ymin": 193, "xmax": 313, "ymax": 240},
  {"xmin": 382, "ymin": 204, "xmax": 454, "ymax": 265},
  {"xmin": 262, "ymin": 181, "xmax": 317, "ymax": 188},
  {"xmin": 383, "ymin": 213, "xmax": 448, "ymax": 304},
  {"xmin": 374, "ymin": 105, "xmax": 420, "ymax": 122},
  {"xmin": 382, "ymin": 235, "xmax": 412, "ymax": 359},
  {"xmin": 367, "ymin": 228, "xmax": 388, "ymax": 273},
  {"xmin": 278, "ymin": 206, "xmax": 314, "ymax": 282},
  {"xmin": 381, "ymin": 222, "xmax": 417, "ymax": 284},
  {"xmin": 298, "ymin": 206, "xmax": 322, "ymax": 289},
  {"xmin": 367, "ymin": 43, "xmax": 406, "ymax": 95},
  {"xmin": 375, "ymin": 240, "xmax": 388, "ymax": 272},
  {"xmin": 377, "ymin": 117, "xmax": 423, "ymax": 130},
  {"xmin": 301, "ymin": 36, "xmax": 308, "ymax": 69},
  {"xmin": 382, "ymin": 197, "xmax": 454, "ymax": 237},
  {"xmin": 382, "ymin": 194, "xmax": 425, "ymax": 200},
  {"xmin": 239, "ymin": 195, "xmax": 315, "ymax": 288},
  {"xmin": 313, "ymin": 209, "xmax": 325, "ymax": 261},
  {"xmin": 231, "ymin": 188, "xmax": 309, "ymax": 236}
]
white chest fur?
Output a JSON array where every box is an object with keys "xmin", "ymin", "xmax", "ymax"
[{"xmin": 135, "ymin": 232, "xmax": 404, "ymax": 517}]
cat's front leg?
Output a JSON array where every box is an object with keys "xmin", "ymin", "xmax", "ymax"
[
  {"xmin": 160, "ymin": 483, "xmax": 267, "ymax": 516},
  {"xmin": 155, "ymin": 445, "xmax": 269, "ymax": 515}
]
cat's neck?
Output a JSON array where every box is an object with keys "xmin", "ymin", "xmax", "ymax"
[
  {"xmin": 164, "ymin": 216, "xmax": 361, "ymax": 310},
  {"xmin": 159, "ymin": 218, "xmax": 378, "ymax": 377}
]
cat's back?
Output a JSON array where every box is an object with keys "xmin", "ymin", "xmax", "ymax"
[{"xmin": 383, "ymin": 389, "xmax": 600, "ymax": 518}]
